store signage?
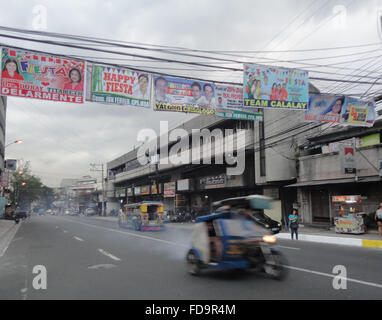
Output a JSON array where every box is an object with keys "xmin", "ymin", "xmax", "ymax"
[
  {"xmin": 360, "ymin": 133, "xmax": 380, "ymax": 147},
  {"xmin": 215, "ymin": 108, "xmax": 263, "ymax": 121},
  {"xmin": 140, "ymin": 186, "xmax": 150, "ymax": 195},
  {"xmin": 332, "ymin": 195, "xmax": 361, "ymax": 202},
  {"xmin": 116, "ymin": 188, "xmax": 126, "ymax": 198},
  {"xmin": 134, "ymin": 186, "xmax": 141, "ymax": 195},
  {"xmin": 177, "ymin": 179, "xmax": 190, "ymax": 191},
  {"xmin": 164, "ymin": 182, "xmax": 176, "ymax": 197},
  {"xmin": 200, "ymin": 174, "xmax": 226, "ymax": 189},
  {"xmin": 339, "ymin": 143, "xmax": 356, "ymax": 174}
]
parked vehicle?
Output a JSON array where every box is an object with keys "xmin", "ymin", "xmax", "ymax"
[
  {"xmin": 15, "ymin": 211, "xmax": 27, "ymax": 220},
  {"xmin": 213, "ymin": 195, "xmax": 282, "ymax": 234},
  {"xmin": 186, "ymin": 195, "xmax": 287, "ymax": 279},
  {"xmin": 119, "ymin": 201, "xmax": 165, "ymax": 231},
  {"xmin": 84, "ymin": 208, "xmax": 97, "ymax": 216}
]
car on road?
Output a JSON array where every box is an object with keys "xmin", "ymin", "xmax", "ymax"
[
  {"xmin": 15, "ymin": 211, "xmax": 28, "ymax": 220},
  {"xmin": 84, "ymin": 208, "xmax": 97, "ymax": 216}
]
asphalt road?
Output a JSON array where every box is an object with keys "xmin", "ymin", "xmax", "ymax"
[{"xmin": 0, "ymin": 214, "xmax": 381, "ymax": 300}]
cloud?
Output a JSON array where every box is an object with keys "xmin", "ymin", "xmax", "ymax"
[{"xmin": 1, "ymin": 0, "xmax": 382, "ymax": 187}]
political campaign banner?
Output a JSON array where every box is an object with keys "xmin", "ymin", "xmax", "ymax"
[
  {"xmin": 90, "ymin": 64, "xmax": 151, "ymax": 108},
  {"xmin": 153, "ymin": 75, "xmax": 216, "ymax": 115},
  {"xmin": 305, "ymin": 94, "xmax": 345, "ymax": 123},
  {"xmin": 1, "ymin": 47, "xmax": 85, "ymax": 103},
  {"xmin": 215, "ymin": 108, "xmax": 263, "ymax": 121},
  {"xmin": 215, "ymin": 85, "xmax": 243, "ymax": 109},
  {"xmin": 341, "ymin": 97, "xmax": 375, "ymax": 127},
  {"xmin": 243, "ymin": 64, "xmax": 309, "ymax": 110}
]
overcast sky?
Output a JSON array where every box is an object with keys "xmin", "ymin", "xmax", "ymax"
[{"xmin": 1, "ymin": 0, "xmax": 382, "ymax": 187}]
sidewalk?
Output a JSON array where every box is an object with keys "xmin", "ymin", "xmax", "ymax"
[
  {"xmin": 276, "ymin": 225, "xmax": 382, "ymax": 248},
  {"xmin": 0, "ymin": 219, "xmax": 20, "ymax": 258}
]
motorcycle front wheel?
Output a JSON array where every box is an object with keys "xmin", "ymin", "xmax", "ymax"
[{"xmin": 263, "ymin": 250, "xmax": 288, "ymax": 280}]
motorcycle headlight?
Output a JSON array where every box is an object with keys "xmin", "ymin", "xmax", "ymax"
[{"xmin": 262, "ymin": 235, "xmax": 277, "ymax": 244}]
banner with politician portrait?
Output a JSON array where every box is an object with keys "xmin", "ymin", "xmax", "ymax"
[
  {"xmin": 0, "ymin": 47, "xmax": 85, "ymax": 103},
  {"xmin": 305, "ymin": 94, "xmax": 345, "ymax": 123},
  {"xmin": 341, "ymin": 97, "xmax": 375, "ymax": 127},
  {"xmin": 90, "ymin": 64, "xmax": 151, "ymax": 108},
  {"xmin": 153, "ymin": 75, "xmax": 216, "ymax": 115},
  {"xmin": 215, "ymin": 85, "xmax": 243, "ymax": 109},
  {"xmin": 243, "ymin": 64, "xmax": 309, "ymax": 110}
]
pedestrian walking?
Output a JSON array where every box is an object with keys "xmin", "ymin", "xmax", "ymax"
[
  {"xmin": 288, "ymin": 209, "xmax": 299, "ymax": 240},
  {"xmin": 375, "ymin": 202, "xmax": 382, "ymax": 237}
]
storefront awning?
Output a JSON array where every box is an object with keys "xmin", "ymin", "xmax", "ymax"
[{"xmin": 285, "ymin": 176, "xmax": 382, "ymax": 188}]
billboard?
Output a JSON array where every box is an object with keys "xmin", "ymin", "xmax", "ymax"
[
  {"xmin": 341, "ymin": 97, "xmax": 375, "ymax": 127},
  {"xmin": 215, "ymin": 85, "xmax": 243, "ymax": 109},
  {"xmin": 305, "ymin": 95, "xmax": 376, "ymax": 127},
  {"xmin": 1, "ymin": 47, "xmax": 85, "ymax": 103},
  {"xmin": 90, "ymin": 64, "xmax": 151, "ymax": 108},
  {"xmin": 305, "ymin": 95, "xmax": 345, "ymax": 123},
  {"xmin": 243, "ymin": 64, "xmax": 309, "ymax": 110},
  {"xmin": 153, "ymin": 75, "xmax": 216, "ymax": 114}
]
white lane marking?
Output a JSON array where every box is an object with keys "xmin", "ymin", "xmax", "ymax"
[
  {"xmin": 63, "ymin": 230, "xmax": 68, "ymax": 233},
  {"xmin": 20, "ymin": 288, "xmax": 28, "ymax": 300},
  {"xmin": 98, "ymin": 249, "xmax": 121, "ymax": 262},
  {"xmin": 60, "ymin": 217, "xmax": 188, "ymax": 248},
  {"xmin": 88, "ymin": 264, "xmax": 116, "ymax": 270},
  {"xmin": 278, "ymin": 246, "xmax": 301, "ymax": 251},
  {"xmin": 0, "ymin": 223, "xmax": 21, "ymax": 258},
  {"xmin": 73, "ymin": 236, "xmax": 84, "ymax": 242},
  {"xmin": 285, "ymin": 265, "xmax": 382, "ymax": 289},
  {"xmin": 55, "ymin": 226, "xmax": 59, "ymax": 229}
]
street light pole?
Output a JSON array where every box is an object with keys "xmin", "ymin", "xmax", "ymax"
[
  {"xmin": 5, "ymin": 139, "xmax": 23, "ymax": 148},
  {"xmin": 90, "ymin": 163, "xmax": 105, "ymax": 216}
]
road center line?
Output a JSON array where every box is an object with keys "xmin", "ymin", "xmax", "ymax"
[
  {"xmin": 98, "ymin": 249, "xmax": 121, "ymax": 261},
  {"xmin": 284, "ymin": 265, "xmax": 382, "ymax": 289},
  {"xmin": 73, "ymin": 236, "xmax": 84, "ymax": 242},
  {"xmin": 278, "ymin": 246, "xmax": 300, "ymax": 251},
  {"xmin": 60, "ymin": 217, "xmax": 188, "ymax": 248}
]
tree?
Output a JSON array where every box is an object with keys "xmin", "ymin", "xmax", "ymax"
[{"xmin": 10, "ymin": 161, "xmax": 54, "ymax": 210}]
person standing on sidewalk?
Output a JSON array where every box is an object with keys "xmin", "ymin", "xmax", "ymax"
[
  {"xmin": 375, "ymin": 203, "xmax": 382, "ymax": 237},
  {"xmin": 289, "ymin": 209, "xmax": 299, "ymax": 240}
]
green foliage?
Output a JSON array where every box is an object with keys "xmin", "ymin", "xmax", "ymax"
[{"xmin": 10, "ymin": 161, "xmax": 54, "ymax": 209}]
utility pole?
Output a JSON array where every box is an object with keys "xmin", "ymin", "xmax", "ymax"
[{"xmin": 90, "ymin": 163, "xmax": 105, "ymax": 216}]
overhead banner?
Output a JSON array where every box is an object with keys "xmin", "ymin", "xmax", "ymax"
[
  {"xmin": 243, "ymin": 64, "xmax": 309, "ymax": 110},
  {"xmin": 305, "ymin": 95, "xmax": 345, "ymax": 123},
  {"xmin": 341, "ymin": 97, "xmax": 375, "ymax": 127},
  {"xmin": 1, "ymin": 47, "xmax": 85, "ymax": 103},
  {"xmin": 90, "ymin": 64, "xmax": 151, "ymax": 108},
  {"xmin": 215, "ymin": 85, "xmax": 243, "ymax": 109},
  {"xmin": 153, "ymin": 75, "xmax": 216, "ymax": 115},
  {"xmin": 305, "ymin": 95, "xmax": 375, "ymax": 127},
  {"xmin": 215, "ymin": 108, "xmax": 263, "ymax": 121}
]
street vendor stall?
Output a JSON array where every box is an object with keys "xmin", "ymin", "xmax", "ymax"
[{"xmin": 332, "ymin": 195, "xmax": 365, "ymax": 234}]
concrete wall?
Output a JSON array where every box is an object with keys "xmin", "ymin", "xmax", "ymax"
[
  {"xmin": 299, "ymin": 144, "xmax": 382, "ymax": 182},
  {"xmin": 254, "ymin": 108, "xmax": 321, "ymax": 184}
]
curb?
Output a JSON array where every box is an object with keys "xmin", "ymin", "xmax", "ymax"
[{"xmin": 276, "ymin": 233, "xmax": 382, "ymax": 248}]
